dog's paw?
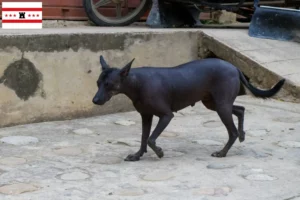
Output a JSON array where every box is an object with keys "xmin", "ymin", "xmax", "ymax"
[
  {"xmin": 239, "ymin": 131, "xmax": 246, "ymax": 143},
  {"xmin": 239, "ymin": 131, "xmax": 245, "ymax": 142},
  {"xmin": 147, "ymin": 139, "xmax": 155, "ymax": 148},
  {"xmin": 211, "ymin": 150, "xmax": 226, "ymax": 158},
  {"xmin": 124, "ymin": 153, "xmax": 140, "ymax": 161},
  {"xmin": 148, "ymin": 140, "xmax": 164, "ymax": 158},
  {"xmin": 155, "ymin": 146, "xmax": 164, "ymax": 158}
]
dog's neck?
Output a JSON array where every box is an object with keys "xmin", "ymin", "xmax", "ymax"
[{"xmin": 120, "ymin": 74, "xmax": 140, "ymax": 103}]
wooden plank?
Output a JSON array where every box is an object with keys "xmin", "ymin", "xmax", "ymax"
[
  {"xmin": 0, "ymin": 0, "xmax": 83, "ymax": 7},
  {"xmin": 42, "ymin": 7, "xmax": 88, "ymax": 20},
  {"xmin": 0, "ymin": 0, "xmax": 149, "ymax": 21},
  {"xmin": 0, "ymin": 0, "xmax": 143, "ymax": 8},
  {"xmin": 89, "ymin": 0, "xmax": 142, "ymax": 8},
  {"xmin": 42, "ymin": 0, "xmax": 83, "ymax": 7},
  {"xmin": 0, "ymin": 7, "xmax": 85, "ymax": 20},
  {"xmin": 0, "ymin": 6, "xmax": 147, "ymax": 20},
  {"xmin": 43, "ymin": 7, "xmax": 130, "ymax": 19},
  {"xmin": 128, "ymin": 0, "xmax": 142, "ymax": 7}
]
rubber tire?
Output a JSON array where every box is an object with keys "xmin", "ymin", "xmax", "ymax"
[{"xmin": 83, "ymin": 0, "xmax": 152, "ymax": 26}]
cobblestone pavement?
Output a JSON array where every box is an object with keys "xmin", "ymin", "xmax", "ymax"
[{"xmin": 0, "ymin": 95, "xmax": 300, "ymax": 200}]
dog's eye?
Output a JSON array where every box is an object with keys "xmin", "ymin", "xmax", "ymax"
[{"xmin": 104, "ymin": 82, "xmax": 109, "ymax": 88}]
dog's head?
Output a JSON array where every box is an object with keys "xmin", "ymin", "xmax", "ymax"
[{"xmin": 92, "ymin": 55, "xmax": 135, "ymax": 105}]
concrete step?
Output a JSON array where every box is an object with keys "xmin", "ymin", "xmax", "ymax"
[{"xmin": 199, "ymin": 29, "xmax": 300, "ymax": 103}]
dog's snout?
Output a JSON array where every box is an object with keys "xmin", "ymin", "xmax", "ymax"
[
  {"xmin": 92, "ymin": 97, "xmax": 100, "ymax": 104},
  {"xmin": 93, "ymin": 95, "xmax": 107, "ymax": 105}
]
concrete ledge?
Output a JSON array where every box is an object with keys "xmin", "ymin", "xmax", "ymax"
[
  {"xmin": 0, "ymin": 29, "xmax": 199, "ymax": 128},
  {"xmin": 199, "ymin": 30, "xmax": 300, "ymax": 103}
]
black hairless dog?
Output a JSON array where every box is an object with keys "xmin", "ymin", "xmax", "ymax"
[{"xmin": 92, "ymin": 56, "xmax": 285, "ymax": 161}]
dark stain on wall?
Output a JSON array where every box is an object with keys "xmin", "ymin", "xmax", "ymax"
[{"xmin": 0, "ymin": 58, "xmax": 43, "ymax": 101}]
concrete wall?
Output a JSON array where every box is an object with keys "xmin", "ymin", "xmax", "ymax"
[{"xmin": 0, "ymin": 31, "xmax": 199, "ymax": 128}]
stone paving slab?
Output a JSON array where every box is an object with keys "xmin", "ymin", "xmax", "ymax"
[
  {"xmin": 201, "ymin": 29, "xmax": 300, "ymax": 101},
  {"xmin": 0, "ymin": 95, "xmax": 300, "ymax": 200}
]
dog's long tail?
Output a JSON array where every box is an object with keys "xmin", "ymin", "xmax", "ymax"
[{"xmin": 237, "ymin": 69, "xmax": 285, "ymax": 98}]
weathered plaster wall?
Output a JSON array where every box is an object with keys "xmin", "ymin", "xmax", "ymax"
[{"xmin": 0, "ymin": 32, "xmax": 199, "ymax": 127}]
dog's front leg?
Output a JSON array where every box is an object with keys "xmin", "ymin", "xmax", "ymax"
[
  {"xmin": 125, "ymin": 114, "xmax": 153, "ymax": 161},
  {"xmin": 148, "ymin": 113, "xmax": 174, "ymax": 158}
]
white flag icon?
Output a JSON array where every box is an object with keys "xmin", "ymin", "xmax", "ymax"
[{"xmin": 2, "ymin": 2, "xmax": 43, "ymax": 29}]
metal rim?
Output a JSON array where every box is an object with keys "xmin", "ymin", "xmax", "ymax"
[{"xmin": 90, "ymin": 0, "xmax": 148, "ymax": 24}]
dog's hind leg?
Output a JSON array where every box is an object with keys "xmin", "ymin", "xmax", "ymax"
[
  {"xmin": 147, "ymin": 112, "xmax": 174, "ymax": 159},
  {"xmin": 232, "ymin": 105, "xmax": 246, "ymax": 142},
  {"xmin": 125, "ymin": 114, "xmax": 153, "ymax": 161},
  {"xmin": 202, "ymin": 75, "xmax": 241, "ymax": 157},
  {"xmin": 212, "ymin": 103, "xmax": 239, "ymax": 157},
  {"xmin": 202, "ymin": 99, "xmax": 238, "ymax": 157},
  {"xmin": 203, "ymin": 99, "xmax": 245, "ymax": 143}
]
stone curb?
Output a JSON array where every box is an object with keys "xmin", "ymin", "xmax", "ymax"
[{"xmin": 199, "ymin": 31, "xmax": 300, "ymax": 103}]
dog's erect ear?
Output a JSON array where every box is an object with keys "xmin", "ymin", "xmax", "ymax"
[
  {"xmin": 100, "ymin": 55, "xmax": 109, "ymax": 71},
  {"xmin": 120, "ymin": 58, "xmax": 135, "ymax": 77}
]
